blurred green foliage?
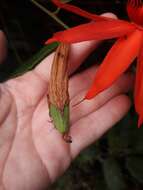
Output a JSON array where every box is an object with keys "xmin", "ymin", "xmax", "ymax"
[
  {"xmin": 0, "ymin": 0, "xmax": 143, "ymax": 189},
  {"xmin": 51, "ymin": 113, "xmax": 143, "ymax": 189}
]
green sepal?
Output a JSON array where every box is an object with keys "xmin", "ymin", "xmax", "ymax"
[{"xmin": 49, "ymin": 104, "xmax": 69, "ymax": 134}]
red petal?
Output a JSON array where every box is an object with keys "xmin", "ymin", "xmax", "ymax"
[
  {"xmin": 52, "ymin": 0, "xmax": 109, "ymax": 22},
  {"xmin": 127, "ymin": 0, "xmax": 143, "ymax": 25},
  {"xmin": 134, "ymin": 31, "xmax": 143, "ymax": 127},
  {"xmin": 138, "ymin": 116, "xmax": 143, "ymax": 128},
  {"xmin": 85, "ymin": 29, "xmax": 142, "ymax": 99},
  {"xmin": 45, "ymin": 20, "xmax": 136, "ymax": 44}
]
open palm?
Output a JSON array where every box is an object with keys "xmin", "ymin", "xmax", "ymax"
[{"xmin": 0, "ymin": 26, "xmax": 133, "ymax": 190}]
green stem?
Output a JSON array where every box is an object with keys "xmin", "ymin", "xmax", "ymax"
[
  {"xmin": 30, "ymin": 0, "xmax": 69, "ymax": 29},
  {"xmin": 53, "ymin": 0, "xmax": 73, "ymax": 14}
]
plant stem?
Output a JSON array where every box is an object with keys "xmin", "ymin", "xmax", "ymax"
[{"xmin": 30, "ymin": 0, "xmax": 69, "ymax": 29}]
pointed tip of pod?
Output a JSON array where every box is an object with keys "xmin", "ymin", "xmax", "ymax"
[{"xmin": 63, "ymin": 133, "xmax": 72, "ymax": 143}]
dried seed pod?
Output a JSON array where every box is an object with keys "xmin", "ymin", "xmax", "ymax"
[{"xmin": 48, "ymin": 42, "xmax": 71, "ymax": 143}]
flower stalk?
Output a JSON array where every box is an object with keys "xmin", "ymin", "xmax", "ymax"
[{"xmin": 30, "ymin": 0, "xmax": 69, "ymax": 29}]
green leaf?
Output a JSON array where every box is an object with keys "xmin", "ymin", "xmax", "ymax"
[
  {"xmin": 107, "ymin": 113, "xmax": 132, "ymax": 156},
  {"xmin": 102, "ymin": 157, "xmax": 126, "ymax": 190},
  {"xmin": 130, "ymin": 127, "xmax": 143, "ymax": 153},
  {"xmin": 126, "ymin": 156, "xmax": 143, "ymax": 184},
  {"xmin": 11, "ymin": 42, "xmax": 59, "ymax": 77}
]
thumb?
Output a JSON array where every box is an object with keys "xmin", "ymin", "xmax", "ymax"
[{"xmin": 0, "ymin": 31, "xmax": 7, "ymax": 64}]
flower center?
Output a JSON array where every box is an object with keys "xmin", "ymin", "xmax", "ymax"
[{"xmin": 127, "ymin": 0, "xmax": 143, "ymax": 25}]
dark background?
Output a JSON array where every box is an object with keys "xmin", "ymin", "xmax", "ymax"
[
  {"xmin": 0, "ymin": 0, "xmax": 127, "ymax": 63},
  {"xmin": 0, "ymin": 0, "xmax": 143, "ymax": 189}
]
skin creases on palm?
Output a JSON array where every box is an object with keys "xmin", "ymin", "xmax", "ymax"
[
  {"xmin": 0, "ymin": 25, "xmax": 133, "ymax": 189},
  {"xmin": 0, "ymin": 72, "xmax": 71, "ymax": 189}
]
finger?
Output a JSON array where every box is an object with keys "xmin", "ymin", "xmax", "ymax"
[
  {"xmin": 34, "ymin": 13, "xmax": 117, "ymax": 82},
  {"xmin": 69, "ymin": 63, "xmax": 134, "ymax": 98},
  {"xmin": 0, "ymin": 31, "xmax": 7, "ymax": 64},
  {"xmin": 70, "ymin": 95, "xmax": 131, "ymax": 158},
  {"xmin": 69, "ymin": 65, "xmax": 98, "ymax": 98},
  {"xmin": 34, "ymin": 40, "xmax": 100, "ymax": 82},
  {"xmin": 70, "ymin": 73, "xmax": 133, "ymax": 124}
]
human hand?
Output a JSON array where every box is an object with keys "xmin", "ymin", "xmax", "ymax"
[{"xmin": 0, "ymin": 18, "xmax": 133, "ymax": 190}]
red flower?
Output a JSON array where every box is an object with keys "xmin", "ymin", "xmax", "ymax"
[{"xmin": 45, "ymin": 0, "xmax": 143, "ymax": 127}]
